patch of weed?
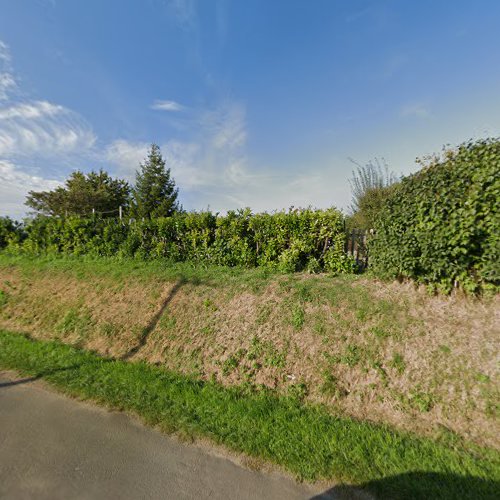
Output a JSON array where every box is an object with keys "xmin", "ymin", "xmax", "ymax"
[
  {"xmin": 290, "ymin": 304, "xmax": 305, "ymax": 330},
  {"xmin": 247, "ymin": 336, "xmax": 264, "ymax": 360},
  {"xmin": 56, "ymin": 308, "xmax": 94, "ymax": 337},
  {"xmin": 294, "ymin": 282, "xmax": 313, "ymax": 302},
  {"xmin": 203, "ymin": 298, "xmax": 218, "ymax": 312},
  {"xmin": 159, "ymin": 313, "xmax": 177, "ymax": 330},
  {"xmin": 248, "ymin": 337, "xmax": 287, "ymax": 369},
  {"xmin": 320, "ymin": 371, "xmax": 348, "ymax": 399},
  {"xmin": 390, "ymin": 353, "xmax": 406, "ymax": 375},
  {"xmin": 100, "ymin": 322, "xmax": 120, "ymax": 338},
  {"xmin": 475, "ymin": 372, "xmax": 491, "ymax": 384},
  {"xmin": 222, "ymin": 348, "xmax": 246, "ymax": 375},
  {"xmin": 370, "ymin": 325, "xmax": 391, "ymax": 339},
  {"xmin": 200, "ymin": 325, "xmax": 214, "ymax": 336},
  {"xmin": 0, "ymin": 289, "xmax": 8, "ymax": 307},
  {"xmin": 313, "ymin": 320, "xmax": 326, "ymax": 337},
  {"xmin": 264, "ymin": 343, "xmax": 287, "ymax": 368},
  {"xmin": 372, "ymin": 361, "xmax": 389, "ymax": 386},
  {"xmin": 255, "ymin": 304, "xmax": 272, "ymax": 325},
  {"xmin": 287, "ymin": 382, "xmax": 309, "ymax": 401},
  {"xmin": 408, "ymin": 390, "xmax": 434, "ymax": 413},
  {"xmin": 340, "ymin": 344, "xmax": 361, "ymax": 367}
]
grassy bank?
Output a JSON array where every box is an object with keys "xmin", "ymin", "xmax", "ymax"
[
  {"xmin": 0, "ymin": 254, "xmax": 498, "ymax": 450},
  {"xmin": 1, "ymin": 329, "xmax": 499, "ymax": 499}
]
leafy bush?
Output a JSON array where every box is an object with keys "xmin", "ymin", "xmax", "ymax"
[
  {"xmin": 0, "ymin": 217, "xmax": 23, "ymax": 249},
  {"xmin": 370, "ymin": 139, "xmax": 500, "ymax": 293},
  {"xmin": 12, "ymin": 208, "xmax": 355, "ymax": 273}
]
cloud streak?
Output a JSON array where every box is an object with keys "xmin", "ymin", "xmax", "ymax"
[
  {"xmin": 0, "ymin": 40, "xmax": 17, "ymax": 101},
  {"xmin": 0, "ymin": 38, "xmax": 98, "ymax": 217},
  {"xmin": 0, "ymin": 100, "xmax": 96, "ymax": 158},
  {"xmin": 151, "ymin": 99, "xmax": 185, "ymax": 112},
  {"xmin": 0, "ymin": 159, "xmax": 60, "ymax": 218}
]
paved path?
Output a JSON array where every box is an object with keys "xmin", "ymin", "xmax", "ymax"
[{"xmin": 0, "ymin": 372, "xmax": 325, "ymax": 500}]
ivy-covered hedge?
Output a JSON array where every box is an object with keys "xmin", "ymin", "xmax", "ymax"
[
  {"xmin": 9, "ymin": 208, "xmax": 355, "ymax": 273},
  {"xmin": 370, "ymin": 139, "xmax": 500, "ymax": 293}
]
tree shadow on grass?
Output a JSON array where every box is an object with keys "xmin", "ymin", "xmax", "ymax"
[
  {"xmin": 311, "ymin": 472, "xmax": 500, "ymax": 500},
  {"xmin": 121, "ymin": 278, "xmax": 185, "ymax": 360},
  {"xmin": 0, "ymin": 375, "xmax": 42, "ymax": 388},
  {"xmin": 0, "ymin": 364, "xmax": 85, "ymax": 389}
]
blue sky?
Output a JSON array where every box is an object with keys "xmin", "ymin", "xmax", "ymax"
[{"xmin": 1, "ymin": 0, "xmax": 500, "ymax": 217}]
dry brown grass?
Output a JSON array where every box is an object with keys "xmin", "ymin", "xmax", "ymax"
[{"xmin": 0, "ymin": 262, "xmax": 498, "ymax": 449}]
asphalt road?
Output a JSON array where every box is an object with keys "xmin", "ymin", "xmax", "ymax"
[{"xmin": 0, "ymin": 372, "xmax": 328, "ymax": 500}]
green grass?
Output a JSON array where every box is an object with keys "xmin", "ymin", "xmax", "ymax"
[
  {"xmin": 0, "ymin": 329, "xmax": 499, "ymax": 499},
  {"xmin": 0, "ymin": 253, "xmax": 275, "ymax": 292}
]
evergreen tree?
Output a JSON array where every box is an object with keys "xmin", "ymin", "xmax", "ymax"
[{"xmin": 131, "ymin": 144, "xmax": 180, "ymax": 219}]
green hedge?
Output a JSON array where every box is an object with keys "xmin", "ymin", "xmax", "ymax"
[
  {"xmin": 0, "ymin": 217, "xmax": 22, "ymax": 249},
  {"xmin": 10, "ymin": 208, "xmax": 355, "ymax": 273},
  {"xmin": 370, "ymin": 139, "xmax": 500, "ymax": 293}
]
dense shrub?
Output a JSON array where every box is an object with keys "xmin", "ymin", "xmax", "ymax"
[
  {"xmin": 11, "ymin": 208, "xmax": 355, "ymax": 273},
  {"xmin": 370, "ymin": 139, "xmax": 500, "ymax": 293},
  {"xmin": 0, "ymin": 217, "xmax": 23, "ymax": 249}
]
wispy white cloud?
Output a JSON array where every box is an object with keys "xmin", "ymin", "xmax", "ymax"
[
  {"xmin": 0, "ymin": 38, "xmax": 98, "ymax": 217},
  {"xmin": 0, "ymin": 73, "xmax": 16, "ymax": 101},
  {"xmin": 106, "ymin": 99, "xmax": 348, "ymax": 213},
  {"xmin": 201, "ymin": 101, "xmax": 247, "ymax": 150},
  {"xmin": 0, "ymin": 40, "xmax": 16, "ymax": 101},
  {"xmin": 0, "ymin": 40, "xmax": 11, "ymax": 63},
  {"xmin": 105, "ymin": 139, "xmax": 149, "ymax": 178},
  {"xmin": 0, "ymin": 159, "xmax": 61, "ymax": 218},
  {"xmin": 150, "ymin": 99, "xmax": 185, "ymax": 112},
  {"xmin": 0, "ymin": 100, "xmax": 96, "ymax": 158},
  {"xmin": 0, "ymin": 100, "xmax": 64, "ymax": 120},
  {"xmin": 107, "ymin": 100, "xmax": 253, "ymax": 194},
  {"xmin": 0, "ymin": 40, "xmax": 96, "ymax": 160}
]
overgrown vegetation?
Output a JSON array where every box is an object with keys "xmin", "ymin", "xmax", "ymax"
[
  {"xmin": 4, "ymin": 138, "xmax": 499, "ymax": 292},
  {"xmin": 24, "ymin": 144, "xmax": 180, "ymax": 220},
  {"xmin": 1, "ymin": 329, "xmax": 498, "ymax": 499},
  {"xmin": 370, "ymin": 138, "xmax": 500, "ymax": 293},
  {"xmin": 0, "ymin": 216, "xmax": 21, "ymax": 249},
  {"xmin": 25, "ymin": 170, "xmax": 131, "ymax": 218},
  {"xmin": 347, "ymin": 158, "xmax": 399, "ymax": 230},
  {"xmin": 5, "ymin": 208, "xmax": 355, "ymax": 273}
]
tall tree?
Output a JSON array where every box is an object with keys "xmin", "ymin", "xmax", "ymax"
[
  {"xmin": 348, "ymin": 158, "xmax": 399, "ymax": 229},
  {"xmin": 25, "ymin": 170, "xmax": 130, "ymax": 217},
  {"xmin": 131, "ymin": 144, "xmax": 180, "ymax": 219}
]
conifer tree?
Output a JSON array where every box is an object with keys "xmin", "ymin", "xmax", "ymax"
[{"xmin": 131, "ymin": 144, "xmax": 180, "ymax": 218}]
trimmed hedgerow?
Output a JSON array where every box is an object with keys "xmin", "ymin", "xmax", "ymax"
[
  {"xmin": 370, "ymin": 138, "xmax": 500, "ymax": 293},
  {"xmin": 9, "ymin": 208, "xmax": 355, "ymax": 273}
]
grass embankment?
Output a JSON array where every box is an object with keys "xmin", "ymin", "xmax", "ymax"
[
  {"xmin": 1, "ymin": 329, "xmax": 499, "ymax": 499},
  {"xmin": 0, "ymin": 254, "xmax": 498, "ymax": 449}
]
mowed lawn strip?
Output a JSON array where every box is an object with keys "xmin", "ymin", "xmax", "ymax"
[{"xmin": 0, "ymin": 329, "xmax": 499, "ymax": 500}]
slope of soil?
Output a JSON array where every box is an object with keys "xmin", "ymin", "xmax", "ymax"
[{"xmin": 0, "ymin": 255, "xmax": 498, "ymax": 448}]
